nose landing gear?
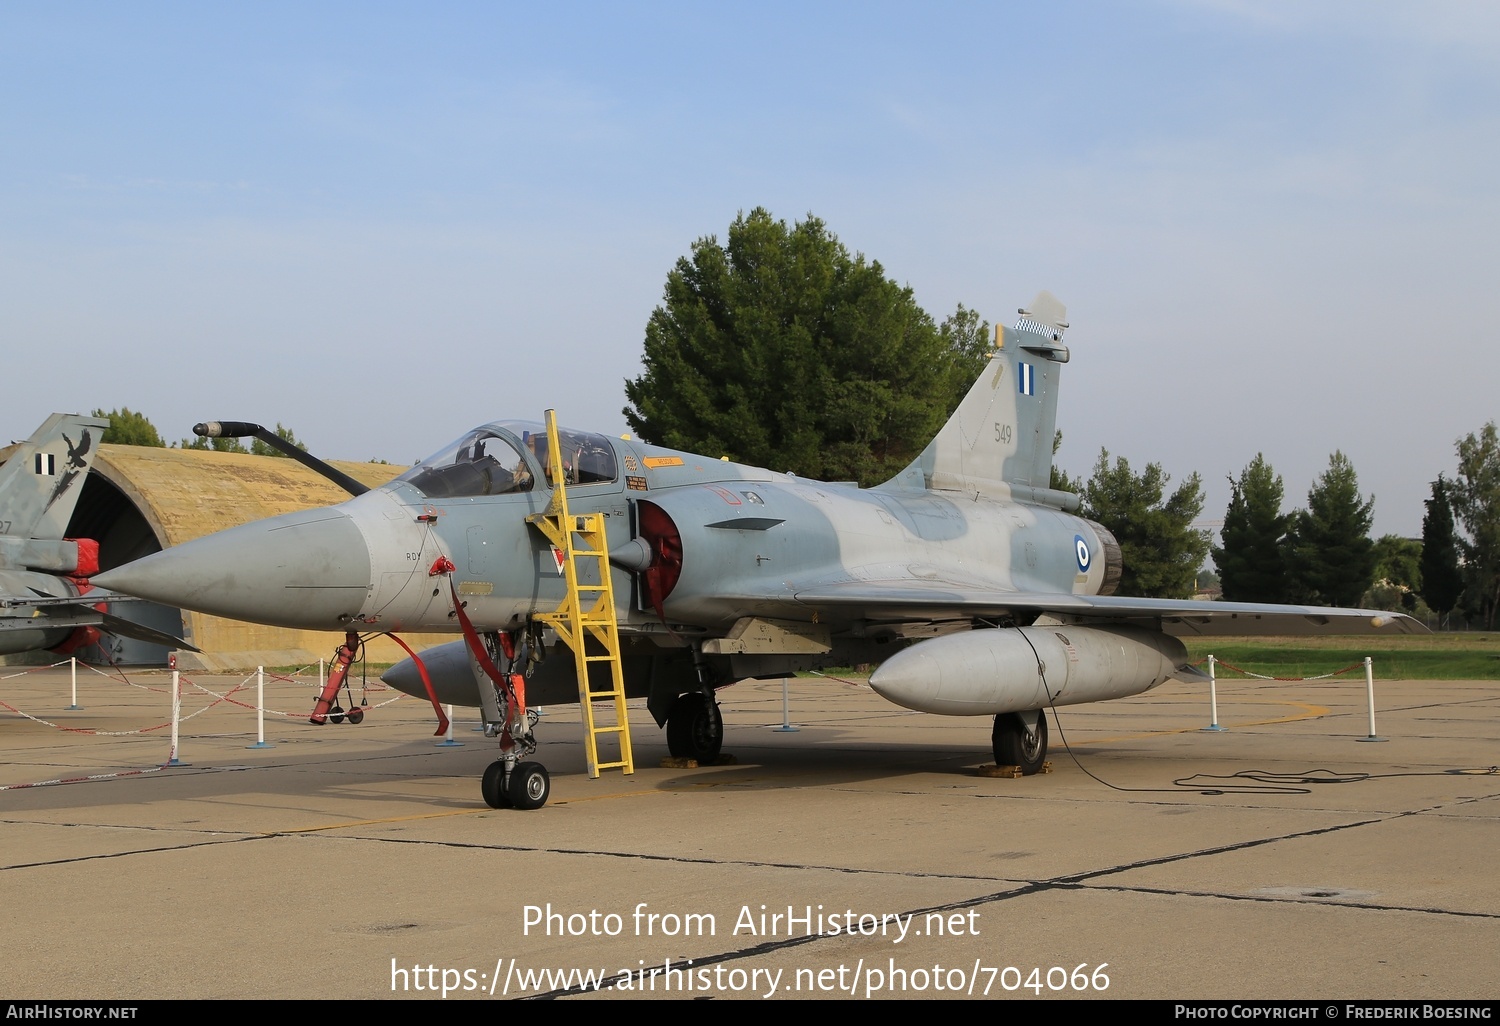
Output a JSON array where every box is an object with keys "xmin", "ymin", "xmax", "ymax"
[
  {"xmin": 481, "ymin": 758, "xmax": 550, "ymax": 810},
  {"xmin": 471, "ymin": 625, "xmax": 552, "ymax": 811}
]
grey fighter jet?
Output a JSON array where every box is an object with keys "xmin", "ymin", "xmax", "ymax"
[
  {"xmin": 93, "ymin": 293, "xmax": 1420, "ymax": 808},
  {"xmin": 0, "ymin": 414, "xmax": 191, "ymax": 656}
]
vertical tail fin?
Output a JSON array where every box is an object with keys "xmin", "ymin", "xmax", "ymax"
[
  {"xmin": 881, "ymin": 292, "xmax": 1076, "ymax": 509},
  {"xmin": 0, "ymin": 414, "xmax": 110, "ymax": 541}
]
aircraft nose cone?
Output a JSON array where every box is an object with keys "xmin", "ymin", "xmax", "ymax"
[{"xmin": 93, "ymin": 508, "xmax": 371, "ymax": 630}]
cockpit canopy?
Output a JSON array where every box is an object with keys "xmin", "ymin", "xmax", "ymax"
[
  {"xmin": 506, "ymin": 422, "xmax": 618, "ymax": 486},
  {"xmin": 399, "ymin": 429, "xmax": 533, "ymax": 498},
  {"xmin": 398, "ymin": 423, "xmax": 618, "ymax": 499}
]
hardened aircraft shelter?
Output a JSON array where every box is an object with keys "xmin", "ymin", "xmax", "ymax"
[{"xmin": 0, "ymin": 441, "xmax": 445, "ymax": 670}]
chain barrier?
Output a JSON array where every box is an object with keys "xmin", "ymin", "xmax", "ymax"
[
  {"xmin": 1191, "ymin": 657, "xmax": 1368, "ymax": 682},
  {"xmin": 1193, "ymin": 654, "xmax": 1385, "ymax": 740},
  {"xmin": 0, "ymin": 665, "xmax": 402, "ymax": 735},
  {"xmin": 0, "ymin": 766, "xmax": 167, "ymax": 791},
  {"xmin": 186, "ymin": 676, "xmax": 404, "ymax": 717},
  {"xmin": 0, "ymin": 660, "xmax": 419, "ymax": 790},
  {"xmin": 0, "ymin": 679, "xmax": 249, "ymax": 736},
  {"xmin": 0, "ymin": 659, "xmax": 75, "ymax": 681}
]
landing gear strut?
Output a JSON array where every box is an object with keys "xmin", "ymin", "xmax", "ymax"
[
  {"xmin": 666, "ymin": 645, "xmax": 725, "ymax": 762},
  {"xmin": 992, "ymin": 710, "xmax": 1047, "ymax": 775},
  {"xmin": 667, "ymin": 691, "xmax": 723, "ymax": 762},
  {"xmin": 468, "ymin": 625, "xmax": 549, "ymax": 811}
]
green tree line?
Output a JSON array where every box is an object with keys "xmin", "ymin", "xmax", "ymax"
[{"xmin": 1208, "ymin": 430, "xmax": 1500, "ymax": 628}]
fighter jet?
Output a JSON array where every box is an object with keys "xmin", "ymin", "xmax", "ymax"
[
  {"xmin": 93, "ymin": 293, "xmax": 1420, "ymax": 808},
  {"xmin": 0, "ymin": 414, "xmax": 191, "ymax": 656}
]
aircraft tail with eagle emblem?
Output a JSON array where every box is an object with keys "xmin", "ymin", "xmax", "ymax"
[{"xmin": 0, "ymin": 413, "xmax": 110, "ymax": 544}]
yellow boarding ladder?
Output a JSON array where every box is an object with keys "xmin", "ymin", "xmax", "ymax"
[{"xmin": 525, "ymin": 409, "xmax": 635, "ymax": 778}]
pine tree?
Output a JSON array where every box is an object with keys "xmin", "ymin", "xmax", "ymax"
[
  {"xmin": 1452, "ymin": 423, "xmax": 1500, "ymax": 629},
  {"xmin": 1213, "ymin": 453, "xmax": 1289, "ymax": 602},
  {"xmin": 1079, "ymin": 449, "xmax": 1208, "ymax": 598},
  {"xmin": 623, "ymin": 208, "xmax": 986, "ymax": 485},
  {"xmin": 1284, "ymin": 451, "xmax": 1376, "ymax": 607},
  {"xmin": 1420, "ymin": 476, "xmax": 1465, "ymax": 624}
]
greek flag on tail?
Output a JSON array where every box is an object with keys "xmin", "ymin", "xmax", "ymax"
[{"xmin": 883, "ymin": 290, "xmax": 1068, "ymax": 500}]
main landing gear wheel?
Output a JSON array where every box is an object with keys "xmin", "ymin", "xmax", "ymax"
[
  {"xmin": 481, "ymin": 761, "xmax": 511, "ymax": 809},
  {"xmin": 508, "ymin": 762, "xmax": 550, "ymax": 810},
  {"xmin": 666, "ymin": 692, "xmax": 723, "ymax": 762},
  {"xmin": 992, "ymin": 711, "xmax": 1047, "ymax": 775}
]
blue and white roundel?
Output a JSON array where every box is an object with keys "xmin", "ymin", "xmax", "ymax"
[{"xmin": 1074, "ymin": 535, "xmax": 1091, "ymax": 573}]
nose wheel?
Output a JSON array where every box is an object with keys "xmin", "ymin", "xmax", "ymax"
[
  {"xmin": 481, "ymin": 761, "xmax": 511, "ymax": 808},
  {"xmin": 509, "ymin": 762, "xmax": 550, "ymax": 810},
  {"xmin": 481, "ymin": 759, "xmax": 550, "ymax": 810}
]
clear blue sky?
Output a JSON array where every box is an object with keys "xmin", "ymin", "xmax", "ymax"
[{"xmin": 4, "ymin": 1, "xmax": 1496, "ymax": 539}]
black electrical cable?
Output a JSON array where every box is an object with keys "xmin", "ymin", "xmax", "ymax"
[{"xmin": 1006, "ymin": 624, "xmax": 1498, "ymax": 797}]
